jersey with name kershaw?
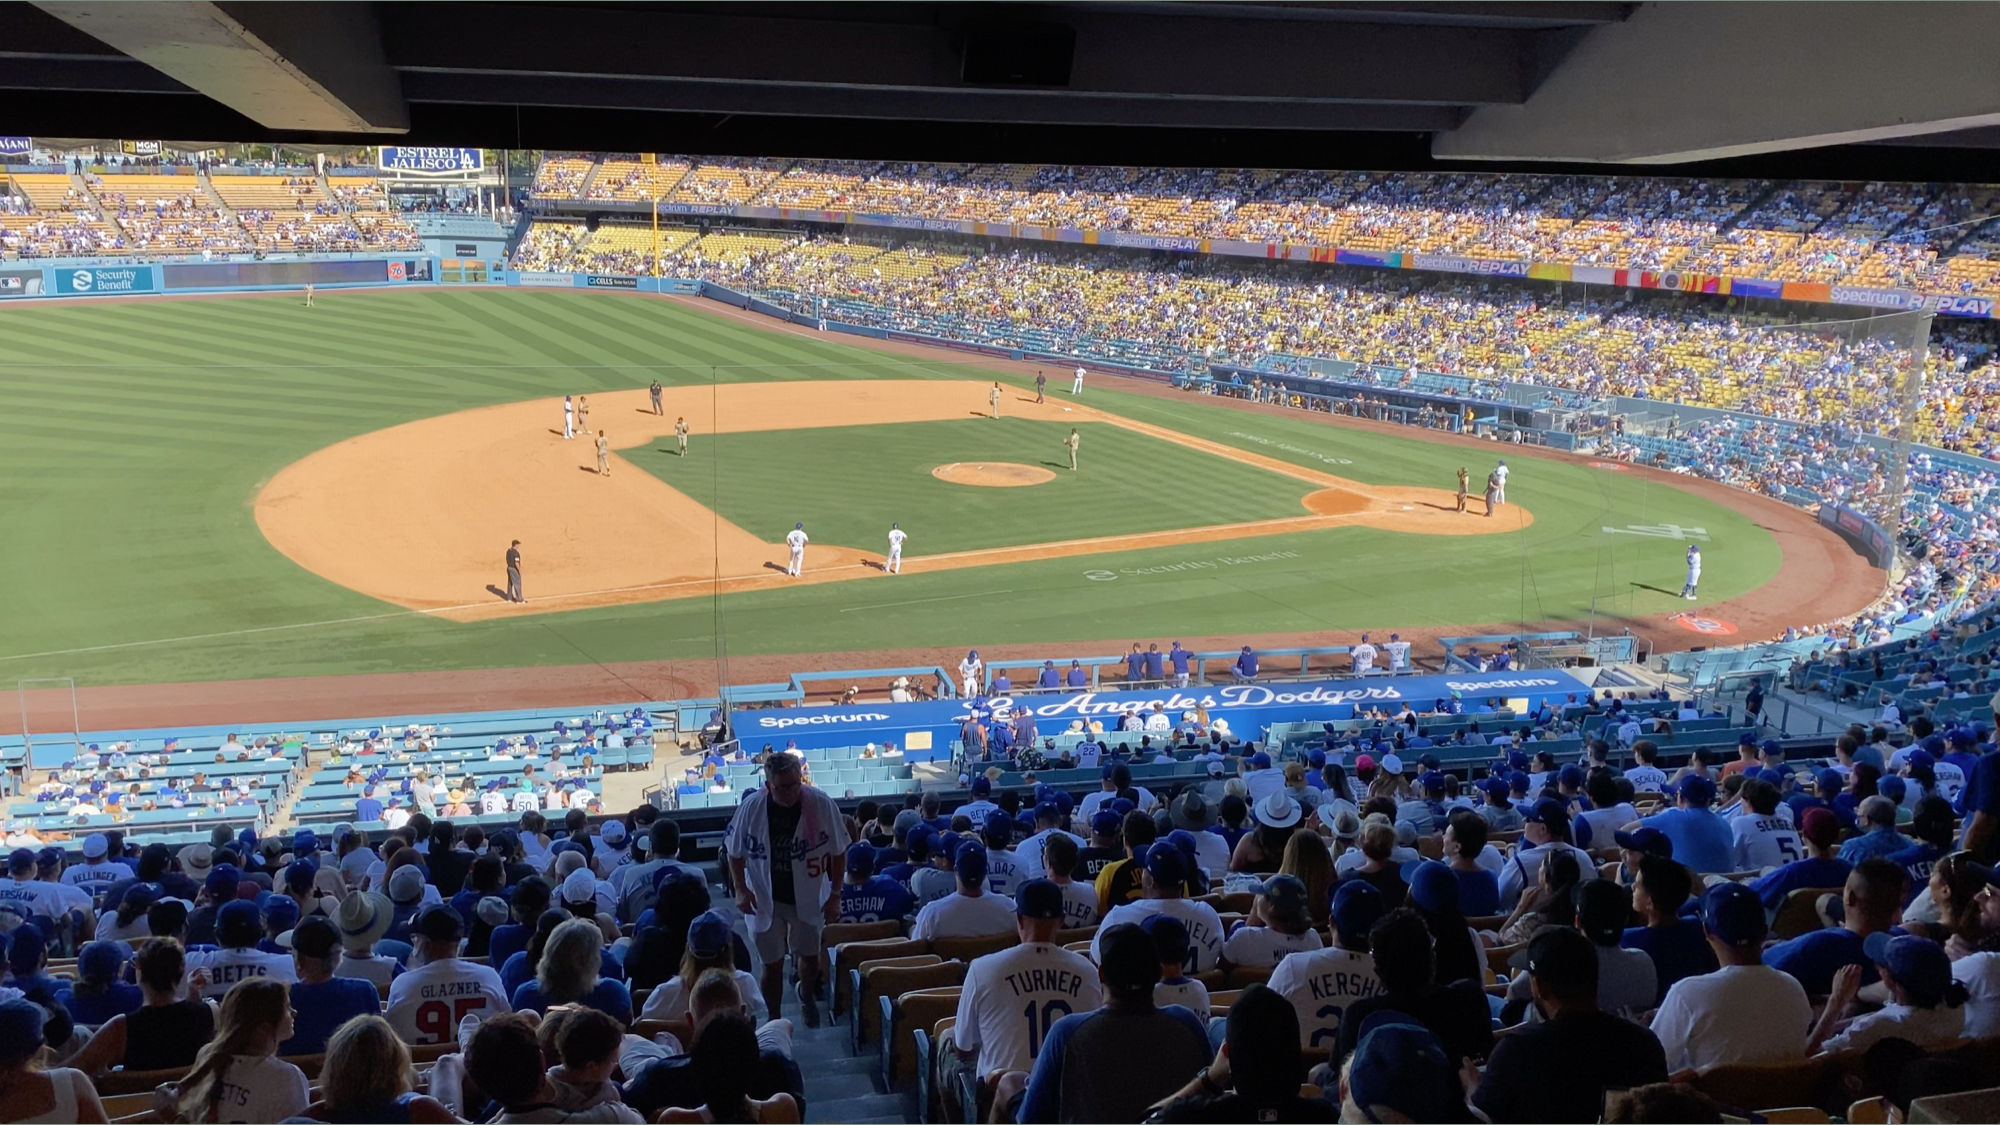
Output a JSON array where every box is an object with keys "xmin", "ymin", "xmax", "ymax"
[
  {"xmin": 385, "ymin": 957, "xmax": 513, "ymax": 1044},
  {"xmin": 1268, "ymin": 946, "xmax": 1382, "ymax": 1051},
  {"xmin": 954, "ymin": 941, "xmax": 1103, "ymax": 1076}
]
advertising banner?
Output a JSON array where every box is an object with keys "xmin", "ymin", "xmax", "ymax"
[
  {"xmin": 585, "ymin": 274, "xmax": 639, "ymax": 288},
  {"xmin": 1335, "ymin": 249, "xmax": 1402, "ymax": 268},
  {"xmin": 53, "ymin": 265, "xmax": 153, "ymax": 294},
  {"xmin": 739, "ymin": 669, "xmax": 1592, "ymax": 754},
  {"xmin": 1409, "ymin": 253, "xmax": 1530, "ymax": 278},
  {"xmin": 1819, "ymin": 502, "xmax": 1894, "ymax": 568},
  {"xmin": 1726, "ymin": 278, "xmax": 1785, "ymax": 300},
  {"xmin": 515, "ymin": 270, "xmax": 577, "ymax": 288},
  {"xmin": 0, "ymin": 137, "xmax": 30, "ymax": 156},
  {"xmin": 0, "ymin": 268, "xmax": 45, "ymax": 298},
  {"xmin": 378, "ymin": 147, "xmax": 483, "ymax": 174}
]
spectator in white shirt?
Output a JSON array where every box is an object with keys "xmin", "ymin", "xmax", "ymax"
[
  {"xmin": 912, "ymin": 843, "xmax": 1015, "ymax": 940},
  {"xmin": 1650, "ymin": 883, "xmax": 1813, "ymax": 1073},
  {"xmin": 1811, "ymin": 933, "xmax": 1967, "ymax": 1055},
  {"xmin": 169, "ymin": 979, "xmax": 311, "ymax": 1124}
]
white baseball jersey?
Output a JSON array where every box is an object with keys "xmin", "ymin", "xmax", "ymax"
[
  {"xmin": 984, "ymin": 848, "xmax": 1026, "ymax": 897},
  {"xmin": 1494, "ymin": 463, "xmax": 1509, "ymax": 487},
  {"xmin": 62, "ymin": 860, "xmax": 133, "ymax": 895},
  {"xmin": 185, "ymin": 946, "xmax": 299, "ymax": 999},
  {"xmin": 786, "ymin": 529, "xmax": 808, "ymax": 553},
  {"xmin": 385, "ymin": 957, "xmax": 513, "ymax": 1045},
  {"xmin": 1686, "ymin": 547, "xmax": 1702, "ymax": 579},
  {"xmin": 1094, "ymin": 898, "xmax": 1225, "ymax": 973},
  {"xmin": 954, "ymin": 941, "xmax": 1102, "ymax": 1076},
  {"xmin": 1221, "ymin": 924, "xmax": 1325, "ymax": 968},
  {"xmin": 1015, "ymin": 829, "xmax": 1086, "ymax": 880},
  {"xmin": 480, "ymin": 791, "xmax": 509, "ymax": 815},
  {"xmin": 1269, "ymin": 946, "xmax": 1382, "ymax": 1051},
  {"xmin": 1732, "ymin": 814, "xmax": 1802, "ymax": 870},
  {"xmin": 887, "ymin": 528, "xmax": 906, "ymax": 555},
  {"xmin": 1155, "ymin": 976, "xmax": 1210, "ymax": 1015},
  {"xmin": 0, "ymin": 877, "xmax": 71, "ymax": 919},
  {"xmin": 1072, "ymin": 366, "xmax": 1084, "ymax": 391},
  {"xmin": 911, "ymin": 890, "xmax": 1016, "ymax": 940},
  {"xmin": 1382, "ymin": 640, "xmax": 1412, "ymax": 671},
  {"xmin": 511, "ymin": 790, "xmax": 541, "ymax": 813},
  {"xmin": 1350, "ymin": 643, "xmax": 1377, "ymax": 674},
  {"xmin": 1054, "ymin": 881, "xmax": 1098, "ymax": 929}
]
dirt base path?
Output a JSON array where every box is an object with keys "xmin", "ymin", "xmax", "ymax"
[{"xmin": 256, "ymin": 379, "xmax": 1531, "ymax": 622}]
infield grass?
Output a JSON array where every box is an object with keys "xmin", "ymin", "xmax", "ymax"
[{"xmin": 0, "ymin": 287, "xmax": 1783, "ymax": 686}]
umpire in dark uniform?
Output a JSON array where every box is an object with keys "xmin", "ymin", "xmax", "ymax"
[{"xmin": 505, "ymin": 540, "xmax": 523, "ymax": 603}]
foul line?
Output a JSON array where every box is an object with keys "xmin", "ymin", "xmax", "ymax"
[{"xmin": 837, "ymin": 590, "xmax": 1012, "ymax": 614}]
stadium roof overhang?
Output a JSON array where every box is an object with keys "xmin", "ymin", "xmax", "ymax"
[{"xmin": 8, "ymin": 1, "xmax": 2000, "ymax": 175}]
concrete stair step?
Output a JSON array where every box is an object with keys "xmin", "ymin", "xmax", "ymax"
[{"xmin": 805, "ymin": 1092, "xmax": 909, "ymax": 1124}]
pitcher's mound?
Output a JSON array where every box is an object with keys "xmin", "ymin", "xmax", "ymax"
[{"xmin": 932, "ymin": 462, "xmax": 1058, "ymax": 488}]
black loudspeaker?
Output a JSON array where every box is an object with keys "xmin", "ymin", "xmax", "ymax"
[
  {"xmin": 585, "ymin": 214, "xmax": 602, "ymax": 233},
  {"xmin": 961, "ymin": 18, "xmax": 1076, "ymax": 86}
]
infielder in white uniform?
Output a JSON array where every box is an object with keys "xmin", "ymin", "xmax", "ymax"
[
  {"xmin": 785, "ymin": 522, "xmax": 808, "ymax": 576},
  {"xmin": 1493, "ymin": 459, "xmax": 1509, "ymax": 505},
  {"xmin": 562, "ymin": 395, "xmax": 575, "ymax": 440},
  {"xmin": 1681, "ymin": 543, "xmax": 1702, "ymax": 600},
  {"xmin": 886, "ymin": 522, "xmax": 907, "ymax": 574},
  {"xmin": 1071, "ymin": 365, "xmax": 1085, "ymax": 395}
]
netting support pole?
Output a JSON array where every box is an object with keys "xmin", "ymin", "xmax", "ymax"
[{"xmin": 16, "ymin": 677, "xmax": 81, "ymax": 794}]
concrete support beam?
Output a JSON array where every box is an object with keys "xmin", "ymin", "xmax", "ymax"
[
  {"xmin": 1434, "ymin": 1, "xmax": 2000, "ymax": 163},
  {"xmin": 30, "ymin": 1, "xmax": 407, "ymax": 133}
]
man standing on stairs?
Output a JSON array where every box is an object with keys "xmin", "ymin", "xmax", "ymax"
[{"xmin": 726, "ymin": 750, "xmax": 848, "ymax": 1027}]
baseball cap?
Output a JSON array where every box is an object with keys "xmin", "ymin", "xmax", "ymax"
[
  {"xmin": 1678, "ymin": 774, "xmax": 1717, "ymax": 807},
  {"xmin": 263, "ymin": 896, "xmax": 301, "ymax": 934},
  {"xmin": 1760, "ymin": 738, "xmax": 1784, "ymax": 757},
  {"xmin": 1354, "ymin": 753, "xmax": 1375, "ymax": 771},
  {"xmin": 1527, "ymin": 797, "xmax": 1570, "ymax": 837},
  {"xmin": 217, "ymin": 899, "xmax": 263, "ymax": 947},
  {"xmin": 1815, "ymin": 767, "xmax": 1844, "ymax": 793},
  {"xmin": 79, "ymin": 940, "xmax": 128, "ymax": 981},
  {"xmin": 205, "ymin": 862, "xmax": 241, "ymax": 896},
  {"xmin": 475, "ymin": 896, "xmax": 511, "ymax": 929},
  {"xmin": 1109, "ymin": 797, "xmax": 1136, "ymax": 817},
  {"xmin": 955, "ymin": 840, "xmax": 989, "ymax": 884},
  {"xmin": 1907, "ymin": 749, "xmax": 1936, "ymax": 770},
  {"xmin": 34, "ymin": 847, "xmax": 59, "ymax": 870},
  {"xmin": 1418, "ymin": 771, "xmax": 1448, "ymax": 795},
  {"xmin": 1879, "ymin": 775, "xmax": 1908, "ymax": 802},
  {"xmin": 687, "ymin": 910, "xmax": 732, "ymax": 959},
  {"xmin": 1380, "ymin": 753, "xmax": 1404, "ymax": 774},
  {"xmin": 1475, "ymin": 776, "xmax": 1509, "ymax": 798},
  {"xmin": 1557, "ymin": 764, "xmax": 1586, "ymax": 789},
  {"xmin": 1139, "ymin": 912, "xmax": 1191, "ymax": 967},
  {"xmin": 1015, "ymin": 879, "xmax": 1065, "ymax": 920},
  {"xmin": 1348, "ymin": 1020, "xmax": 1475, "ymax": 1123},
  {"xmin": 1098, "ymin": 923, "xmax": 1162, "ymax": 999},
  {"xmin": 1331, "ymin": 878, "xmax": 1386, "ymax": 941},
  {"xmin": 1091, "ymin": 810, "xmax": 1121, "ymax": 836},
  {"xmin": 560, "ymin": 867, "xmax": 596, "ymax": 906},
  {"xmin": 291, "ymin": 917, "xmax": 341, "ymax": 960},
  {"xmin": 1258, "ymin": 873, "xmax": 1309, "ymax": 914},
  {"xmin": 1576, "ymin": 880, "xmax": 1632, "ymax": 945},
  {"xmin": 1402, "ymin": 860, "xmax": 1458, "ymax": 916},
  {"xmin": 292, "ymin": 828, "xmax": 318, "ymax": 854},
  {"xmin": 845, "ymin": 841, "xmax": 876, "ymax": 878},
  {"xmin": 388, "ymin": 865, "xmax": 427, "ymax": 905},
  {"xmin": 601, "ymin": 821, "xmax": 627, "ymax": 845},
  {"xmin": 969, "ymin": 777, "xmax": 991, "ymax": 796},
  {"xmin": 983, "ymin": 813, "xmax": 1013, "ymax": 847},
  {"xmin": 1248, "ymin": 751, "xmax": 1272, "ymax": 769},
  {"xmin": 285, "ymin": 860, "xmax": 318, "ymax": 892},
  {"xmin": 1613, "ymin": 827, "xmax": 1673, "ymax": 859},
  {"xmin": 6, "ymin": 849, "xmax": 33, "ymax": 873},
  {"xmin": 1701, "ymin": 882, "xmax": 1767, "ymax": 946},
  {"xmin": 1799, "ymin": 806, "xmax": 1841, "ymax": 848},
  {"xmin": 1864, "ymin": 932, "xmax": 1954, "ymax": 1006},
  {"xmin": 80, "ymin": 834, "xmax": 108, "ymax": 859},
  {"xmin": 1144, "ymin": 841, "xmax": 1188, "ymax": 890},
  {"xmin": 413, "ymin": 903, "xmax": 464, "ymax": 943},
  {"xmin": 0, "ymin": 999, "xmax": 46, "ymax": 1061}
]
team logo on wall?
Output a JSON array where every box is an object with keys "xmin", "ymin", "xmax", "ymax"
[
  {"xmin": 1587, "ymin": 461, "xmax": 1628, "ymax": 471},
  {"xmin": 1669, "ymin": 612, "xmax": 1737, "ymax": 636}
]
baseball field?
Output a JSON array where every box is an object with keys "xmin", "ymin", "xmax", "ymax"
[{"xmin": 0, "ymin": 287, "xmax": 1878, "ymax": 703}]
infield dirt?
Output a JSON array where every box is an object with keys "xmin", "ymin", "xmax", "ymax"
[{"xmin": 255, "ymin": 379, "xmax": 1531, "ymax": 621}]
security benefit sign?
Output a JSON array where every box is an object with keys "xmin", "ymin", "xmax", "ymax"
[
  {"xmin": 739, "ymin": 669, "xmax": 1592, "ymax": 755},
  {"xmin": 54, "ymin": 266, "xmax": 154, "ymax": 295}
]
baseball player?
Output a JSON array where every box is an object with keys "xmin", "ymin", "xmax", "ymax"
[
  {"xmin": 562, "ymin": 395, "xmax": 575, "ymax": 440},
  {"xmin": 649, "ymin": 380, "xmax": 663, "ymax": 415},
  {"xmin": 1034, "ymin": 370, "xmax": 1046, "ymax": 403},
  {"xmin": 1484, "ymin": 468, "xmax": 1500, "ymax": 516},
  {"xmin": 576, "ymin": 395, "xmax": 590, "ymax": 433},
  {"xmin": 989, "ymin": 382, "xmax": 1002, "ymax": 418},
  {"xmin": 1681, "ymin": 544, "xmax": 1702, "ymax": 600},
  {"xmin": 886, "ymin": 522, "xmax": 907, "ymax": 574},
  {"xmin": 1493, "ymin": 459, "xmax": 1509, "ymax": 505},
  {"xmin": 302, "ymin": 282, "xmax": 314, "ymax": 308},
  {"xmin": 1065, "ymin": 428, "xmax": 1080, "ymax": 471},
  {"xmin": 595, "ymin": 430, "xmax": 610, "ymax": 476},
  {"xmin": 1071, "ymin": 365, "xmax": 1085, "ymax": 395},
  {"xmin": 675, "ymin": 416, "xmax": 689, "ymax": 456},
  {"xmin": 1456, "ymin": 467, "xmax": 1469, "ymax": 513},
  {"xmin": 505, "ymin": 540, "xmax": 523, "ymax": 603},
  {"xmin": 785, "ymin": 522, "xmax": 808, "ymax": 577}
]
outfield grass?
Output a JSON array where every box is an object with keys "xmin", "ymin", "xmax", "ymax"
[
  {"xmin": 643, "ymin": 417, "xmax": 1315, "ymax": 554},
  {"xmin": 0, "ymin": 287, "xmax": 1782, "ymax": 687}
]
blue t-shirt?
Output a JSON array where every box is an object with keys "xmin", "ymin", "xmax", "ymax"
[
  {"xmin": 281, "ymin": 977, "xmax": 382, "ymax": 1055},
  {"xmin": 487, "ymin": 922, "xmax": 530, "ymax": 969},
  {"xmin": 1764, "ymin": 927, "xmax": 1882, "ymax": 995},
  {"xmin": 1452, "ymin": 868, "xmax": 1501, "ymax": 917},
  {"xmin": 1639, "ymin": 807, "xmax": 1736, "ymax": 873},
  {"xmin": 839, "ymin": 876, "xmax": 915, "ymax": 924},
  {"xmin": 1749, "ymin": 857, "xmax": 1853, "ymax": 911},
  {"xmin": 500, "ymin": 947, "xmax": 625, "ymax": 999},
  {"xmin": 510, "ymin": 977, "xmax": 632, "ymax": 1024},
  {"xmin": 60, "ymin": 982, "xmax": 142, "ymax": 1026},
  {"xmin": 1619, "ymin": 920, "xmax": 1718, "ymax": 1004},
  {"xmin": 1017, "ymin": 1004, "xmax": 1210, "ymax": 1124},
  {"xmin": 1887, "ymin": 843, "xmax": 1946, "ymax": 905},
  {"xmin": 1838, "ymin": 828, "xmax": 1910, "ymax": 866}
]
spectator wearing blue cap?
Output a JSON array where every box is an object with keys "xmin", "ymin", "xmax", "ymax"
[
  {"xmin": 913, "ymin": 842, "xmax": 1015, "ymax": 941},
  {"xmin": 981, "ymin": 813, "xmax": 1027, "ymax": 897},
  {"xmin": 1649, "ymin": 882, "xmax": 1812, "ymax": 1073},
  {"xmin": 637, "ymin": 910, "xmax": 768, "ymax": 1025},
  {"xmin": 1095, "ymin": 842, "xmax": 1224, "ymax": 972},
  {"xmin": 1633, "ymin": 775, "xmax": 1734, "ymax": 874},
  {"xmin": 837, "ymin": 840, "xmax": 914, "ymax": 925},
  {"xmin": 1038, "ymin": 834, "xmax": 1097, "ymax": 928},
  {"xmin": 1076, "ymin": 812, "xmax": 1124, "ymax": 883},
  {"xmin": 0, "ymin": 996, "xmax": 109, "ymax": 1124},
  {"xmin": 1497, "ymin": 799, "xmax": 1597, "ymax": 912},
  {"xmin": 1809, "ymin": 933, "xmax": 1967, "ymax": 1055},
  {"xmin": 1765, "ymin": 857, "xmax": 1908, "ymax": 996},
  {"xmin": 1268, "ymin": 880, "xmax": 1385, "ymax": 1051},
  {"xmin": 910, "ymin": 829, "xmax": 960, "ymax": 908},
  {"xmin": 957, "ymin": 776, "xmax": 1000, "ymax": 828},
  {"xmin": 185, "ymin": 898, "xmax": 299, "ymax": 999},
  {"xmin": 280, "ymin": 917, "xmax": 381, "ymax": 1056},
  {"xmin": 0, "ymin": 848, "xmax": 70, "ymax": 924},
  {"xmin": 61, "ymin": 940, "xmax": 141, "ymax": 1026},
  {"xmin": 1474, "ymin": 926, "xmax": 1668, "ymax": 1123},
  {"xmin": 1475, "ymin": 775, "xmax": 1524, "ymax": 833},
  {"xmin": 1330, "ymin": 1014, "xmax": 1477, "ymax": 1123},
  {"xmin": 1222, "ymin": 874, "xmax": 1324, "ymax": 967}
]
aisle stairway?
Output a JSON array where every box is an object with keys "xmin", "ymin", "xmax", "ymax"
[{"xmin": 792, "ymin": 1013, "xmax": 909, "ymax": 1123}]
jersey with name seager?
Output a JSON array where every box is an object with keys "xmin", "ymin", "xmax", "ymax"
[
  {"xmin": 1268, "ymin": 945, "xmax": 1383, "ymax": 1051},
  {"xmin": 954, "ymin": 941, "xmax": 1103, "ymax": 1077},
  {"xmin": 384, "ymin": 957, "xmax": 513, "ymax": 1045}
]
